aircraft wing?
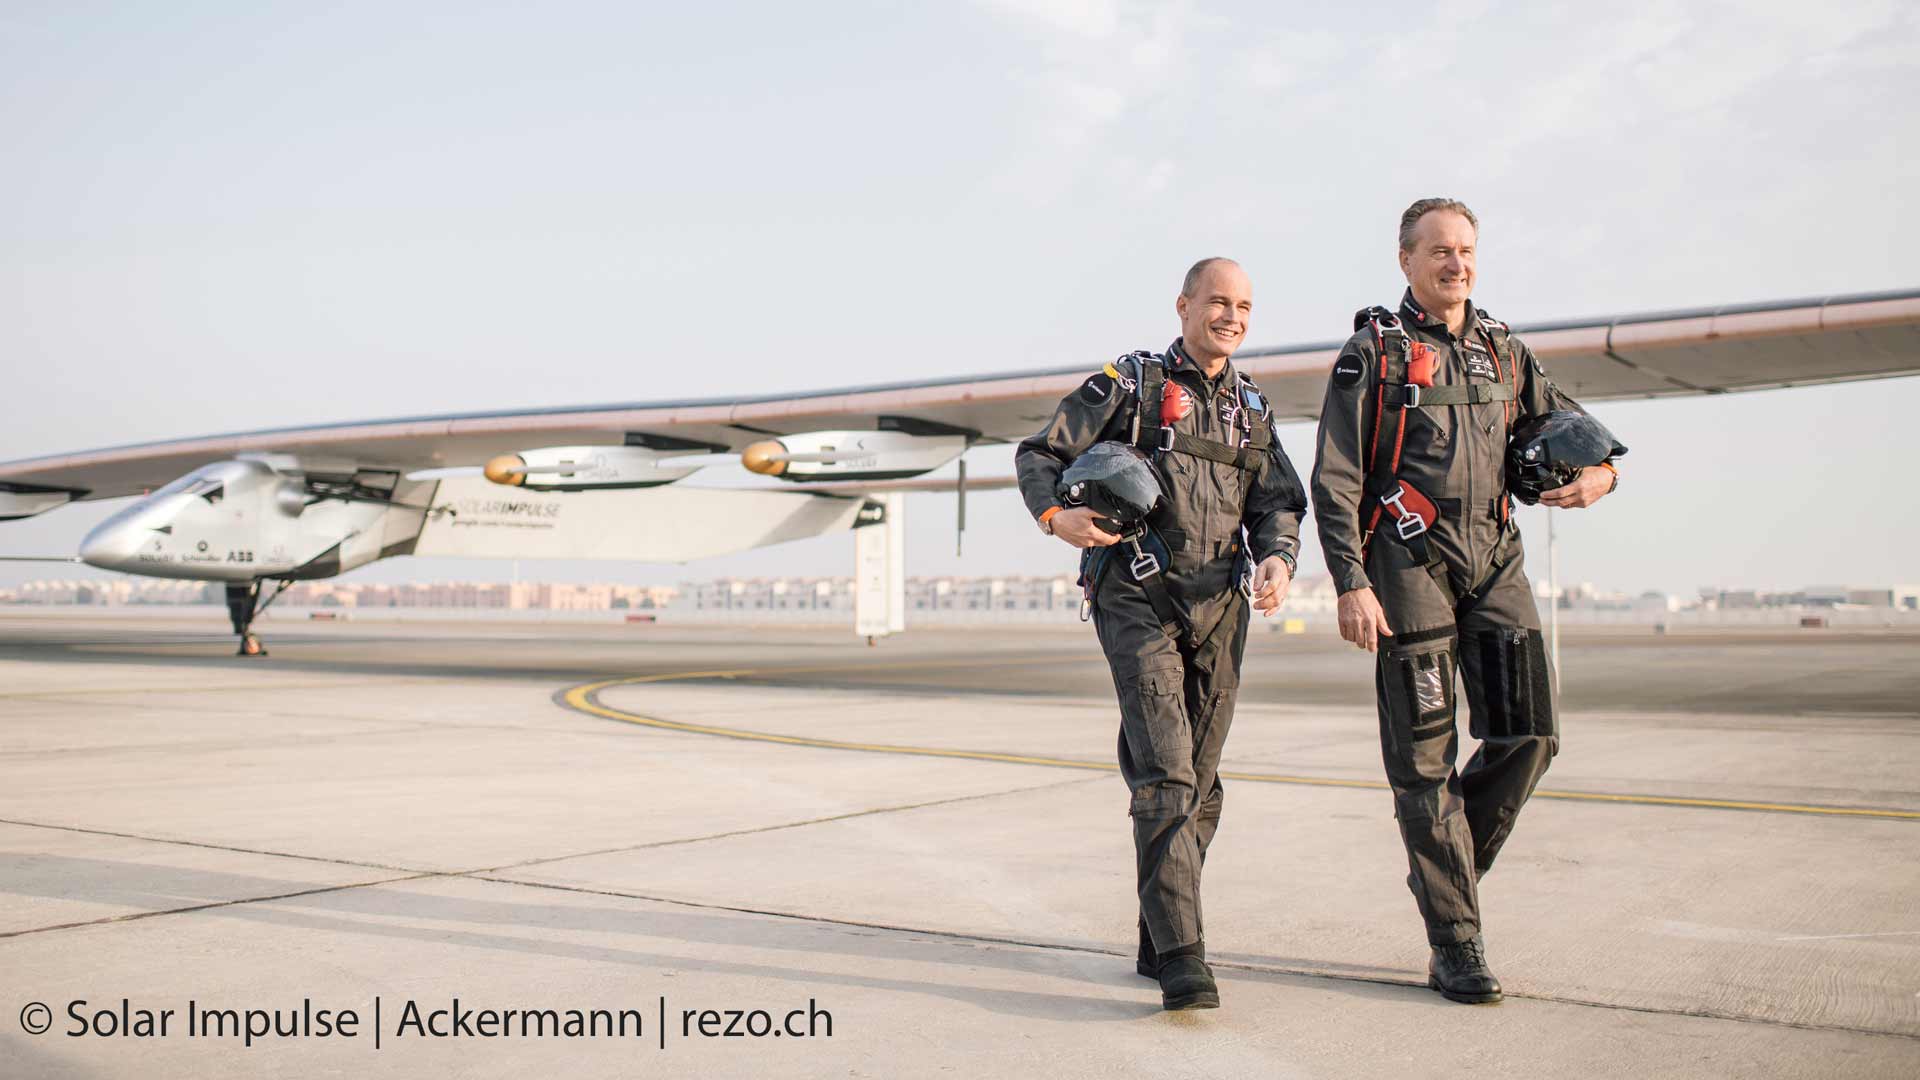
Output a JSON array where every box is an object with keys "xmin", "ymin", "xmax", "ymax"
[{"xmin": 3, "ymin": 288, "xmax": 1916, "ymax": 504}]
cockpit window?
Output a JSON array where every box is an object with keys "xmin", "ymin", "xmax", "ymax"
[{"xmin": 184, "ymin": 479, "xmax": 223, "ymax": 504}]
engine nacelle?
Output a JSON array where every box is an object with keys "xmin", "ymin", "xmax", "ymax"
[
  {"xmin": 739, "ymin": 431, "xmax": 965, "ymax": 481},
  {"xmin": 483, "ymin": 446, "xmax": 700, "ymax": 491}
]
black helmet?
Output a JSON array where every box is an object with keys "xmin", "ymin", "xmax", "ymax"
[
  {"xmin": 1506, "ymin": 410, "xmax": 1628, "ymax": 505},
  {"xmin": 1058, "ymin": 442, "xmax": 1163, "ymax": 533}
]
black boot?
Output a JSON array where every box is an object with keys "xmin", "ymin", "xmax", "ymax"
[
  {"xmin": 1428, "ymin": 935, "xmax": 1502, "ymax": 1004},
  {"xmin": 1157, "ymin": 954, "xmax": 1219, "ymax": 1010},
  {"xmin": 1136, "ymin": 918, "xmax": 1205, "ymax": 979}
]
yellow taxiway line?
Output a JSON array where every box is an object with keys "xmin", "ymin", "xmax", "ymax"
[{"xmin": 559, "ymin": 666, "xmax": 1920, "ymax": 822}]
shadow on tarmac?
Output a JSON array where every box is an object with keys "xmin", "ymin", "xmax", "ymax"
[{"xmin": 2, "ymin": 855, "xmax": 1436, "ymax": 1022}]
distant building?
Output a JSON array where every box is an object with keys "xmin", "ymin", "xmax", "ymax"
[
  {"xmin": 3, "ymin": 574, "xmax": 1910, "ymax": 618},
  {"xmin": 1635, "ymin": 591, "xmax": 1679, "ymax": 613},
  {"xmin": 1845, "ymin": 586, "xmax": 1920, "ymax": 610}
]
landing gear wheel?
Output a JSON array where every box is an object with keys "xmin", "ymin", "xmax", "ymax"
[{"xmin": 225, "ymin": 580, "xmax": 289, "ymax": 657}]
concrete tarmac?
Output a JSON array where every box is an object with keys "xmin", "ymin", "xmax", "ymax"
[{"xmin": 1, "ymin": 613, "xmax": 1917, "ymax": 1078}]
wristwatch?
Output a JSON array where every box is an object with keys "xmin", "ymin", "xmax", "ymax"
[{"xmin": 1039, "ymin": 506, "xmax": 1063, "ymax": 535}]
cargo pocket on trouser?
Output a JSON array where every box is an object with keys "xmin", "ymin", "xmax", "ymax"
[
  {"xmin": 1119, "ymin": 665, "xmax": 1194, "ymax": 818},
  {"xmin": 1378, "ymin": 631, "xmax": 1456, "ymax": 761},
  {"xmin": 1407, "ymin": 652, "xmax": 1451, "ymax": 721},
  {"xmin": 1469, "ymin": 627, "xmax": 1556, "ymax": 739}
]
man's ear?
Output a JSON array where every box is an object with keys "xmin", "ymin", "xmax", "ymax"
[
  {"xmin": 1397, "ymin": 248, "xmax": 1412, "ymax": 280},
  {"xmin": 1175, "ymin": 293, "xmax": 1189, "ymax": 321}
]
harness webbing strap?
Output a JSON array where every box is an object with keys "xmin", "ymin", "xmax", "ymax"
[
  {"xmin": 1360, "ymin": 309, "xmax": 1410, "ymax": 559},
  {"xmin": 1132, "ymin": 359, "xmax": 1166, "ymax": 455},
  {"xmin": 1382, "ymin": 383, "xmax": 1515, "ymax": 407},
  {"xmin": 1087, "ymin": 535, "xmax": 1190, "ymax": 642},
  {"xmin": 1136, "ymin": 566, "xmax": 1187, "ymax": 640},
  {"xmin": 1164, "ymin": 431, "xmax": 1265, "ymax": 471},
  {"xmin": 1128, "ymin": 355, "xmax": 1268, "ymax": 472}
]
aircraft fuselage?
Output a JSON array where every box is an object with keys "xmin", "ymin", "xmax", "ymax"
[{"xmin": 78, "ymin": 459, "xmax": 428, "ymax": 582}]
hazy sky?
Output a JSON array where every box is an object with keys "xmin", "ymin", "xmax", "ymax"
[{"xmin": 2, "ymin": 0, "xmax": 1915, "ymax": 595}]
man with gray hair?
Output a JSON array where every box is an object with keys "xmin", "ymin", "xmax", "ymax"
[{"xmin": 1311, "ymin": 198, "xmax": 1619, "ymax": 1003}]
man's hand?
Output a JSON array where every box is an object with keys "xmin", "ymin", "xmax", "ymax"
[
  {"xmin": 1539, "ymin": 465, "xmax": 1614, "ymax": 509},
  {"xmin": 1250, "ymin": 555, "xmax": 1292, "ymax": 617},
  {"xmin": 1336, "ymin": 587, "xmax": 1394, "ymax": 652},
  {"xmin": 1050, "ymin": 507, "xmax": 1121, "ymax": 548}
]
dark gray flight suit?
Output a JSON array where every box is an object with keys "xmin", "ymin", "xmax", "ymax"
[
  {"xmin": 1311, "ymin": 290, "xmax": 1587, "ymax": 947},
  {"xmin": 1016, "ymin": 340, "xmax": 1307, "ymax": 957}
]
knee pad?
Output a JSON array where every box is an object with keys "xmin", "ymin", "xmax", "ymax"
[{"xmin": 1470, "ymin": 627, "xmax": 1556, "ymax": 738}]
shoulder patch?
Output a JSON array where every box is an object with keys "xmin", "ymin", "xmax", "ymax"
[
  {"xmin": 1330, "ymin": 353, "xmax": 1367, "ymax": 389},
  {"xmin": 1079, "ymin": 371, "xmax": 1116, "ymax": 405}
]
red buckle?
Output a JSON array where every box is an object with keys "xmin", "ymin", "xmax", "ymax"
[{"xmin": 1378, "ymin": 481, "xmax": 1438, "ymax": 540}]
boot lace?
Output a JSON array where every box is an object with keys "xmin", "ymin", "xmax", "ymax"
[{"xmin": 1451, "ymin": 937, "xmax": 1487, "ymax": 968}]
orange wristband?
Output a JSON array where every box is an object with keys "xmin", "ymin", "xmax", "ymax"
[{"xmin": 1039, "ymin": 506, "xmax": 1063, "ymax": 526}]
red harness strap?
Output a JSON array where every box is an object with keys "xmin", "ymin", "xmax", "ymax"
[{"xmin": 1360, "ymin": 316, "xmax": 1413, "ymax": 556}]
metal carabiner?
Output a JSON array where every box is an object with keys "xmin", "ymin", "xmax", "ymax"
[
  {"xmin": 1127, "ymin": 538, "xmax": 1161, "ymax": 581},
  {"xmin": 1378, "ymin": 485, "xmax": 1429, "ymax": 540}
]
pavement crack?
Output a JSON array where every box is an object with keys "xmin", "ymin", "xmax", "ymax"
[
  {"xmin": 0, "ymin": 816, "xmax": 425, "ymax": 874},
  {"xmin": 471, "ymin": 773, "xmax": 1104, "ymax": 874},
  {"xmin": 0, "ymin": 777, "xmax": 1103, "ymax": 940},
  {"xmin": 0, "ymin": 874, "xmax": 439, "ymax": 940}
]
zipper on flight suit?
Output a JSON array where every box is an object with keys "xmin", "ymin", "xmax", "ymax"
[
  {"xmin": 1453, "ymin": 336, "xmax": 1477, "ymax": 578},
  {"xmin": 1196, "ymin": 370, "xmax": 1215, "ymax": 560}
]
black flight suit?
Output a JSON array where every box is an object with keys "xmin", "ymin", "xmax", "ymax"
[
  {"xmin": 1311, "ymin": 289, "xmax": 1588, "ymax": 946},
  {"xmin": 1016, "ymin": 339, "xmax": 1307, "ymax": 958}
]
